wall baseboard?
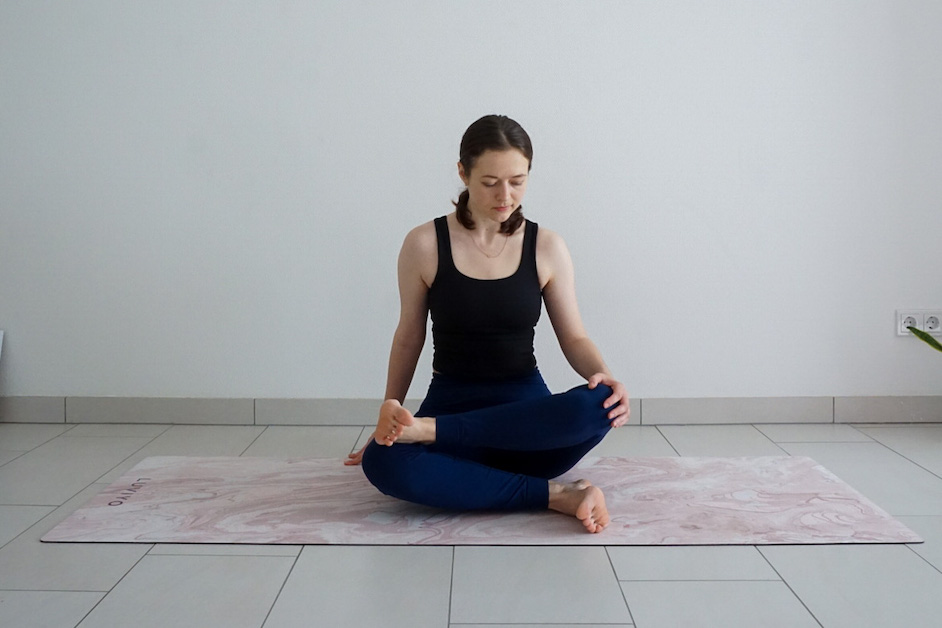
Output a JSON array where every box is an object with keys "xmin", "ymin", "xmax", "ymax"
[
  {"xmin": 0, "ymin": 396, "xmax": 65, "ymax": 423},
  {"xmin": 640, "ymin": 397, "xmax": 833, "ymax": 425},
  {"xmin": 2, "ymin": 395, "xmax": 941, "ymax": 426}
]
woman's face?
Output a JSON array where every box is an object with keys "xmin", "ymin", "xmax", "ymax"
[{"xmin": 458, "ymin": 149, "xmax": 530, "ymax": 225}]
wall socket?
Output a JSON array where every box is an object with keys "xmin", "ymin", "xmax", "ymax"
[{"xmin": 897, "ymin": 310, "xmax": 942, "ymax": 336}]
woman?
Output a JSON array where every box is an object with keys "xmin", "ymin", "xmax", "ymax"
[{"xmin": 346, "ymin": 115, "xmax": 629, "ymax": 533}]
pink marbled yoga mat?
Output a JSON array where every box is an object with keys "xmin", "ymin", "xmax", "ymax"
[{"xmin": 42, "ymin": 456, "xmax": 921, "ymax": 545}]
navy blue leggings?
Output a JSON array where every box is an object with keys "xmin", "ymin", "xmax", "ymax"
[{"xmin": 361, "ymin": 370, "xmax": 614, "ymax": 511}]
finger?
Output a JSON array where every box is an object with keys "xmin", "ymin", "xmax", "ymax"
[{"xmin": 608, "ymin": 404, "xmax": 629, "ymax": 420}]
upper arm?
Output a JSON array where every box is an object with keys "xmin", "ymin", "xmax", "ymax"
[
  {"xmin": 396, "ymin": 222, "xmax": 437, "ymax": 338},
  {"xmin": 538, "ymin": 228, "xmax": 589, "ymax": 346}
]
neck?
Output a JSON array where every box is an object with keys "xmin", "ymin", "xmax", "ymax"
[{"xmin": 464, "ymin": 208, "xmax": 506, "ymax": 237}]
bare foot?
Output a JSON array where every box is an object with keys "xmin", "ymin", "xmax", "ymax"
[
  {"xmin": 373, "ymin": 400, "xmax": 436, "ymax": 446},
  {"xmin": 548, "ymin": 480, "xmax": 610, "ymax": 533},
  {"xmin": 374, "ymin": 400, "xmax": 415, "ymax": 446}
]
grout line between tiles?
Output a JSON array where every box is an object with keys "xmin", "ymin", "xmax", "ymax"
[
  {"xmin": 447, "ymin": 546, "xmax": 456, "ymax": 626},
  {"xmin": 0, "ymin": 508, "xmax": 56, "ymax": 553},
  {"xmin": 0, "ymin": 451, "xmax": 27, "ymax": 468},
  {"xmin": 752, "ymin": 425, "xmax": 791, "ymax": 455},
  {"xmin": 70, "ymin": 592, "xmax": 109, "ymax": 628},
  {"xmin": 616, "ymin": 577, "xmax": 787, "ymax": 583},
  {"xmin": 0, "ymin": 502, "xmax": 59, "ymax": 508},
  {"xmin": 604, "ymin": 546, "xmax": 636, "ymax": 626},
  {"xmin": 862, "ymin": 440, "xmax": 942, "ymax": 483},
  {"xmin": 351, "ymin": 426, "xmax": 367, "ymax": 456},
  {"xmin": 0, "ymin": 588, "xmax": 111, "ymax": 594},
  {"xmin": 93, "ymin": 430, "xmax": 168, "ymax": 485},
  {"xmin": 260, "ymin": 551, "xmax": 303, "ymax": 628},
  {"xmin": 756, "ymin": 546, "xmax": 825, "ymax": 628},
  {"xmin": 904, "ymin": 542, "xmax": 942, "ymax": 577},
  {"xmin": 75, "ymin": 545, "xmax": 154, "ymax": 625},
  {"xmin": 240, "ymin": 426, "xmax": 270, "ymax": 457},
  {"xmin": 653, "ymin": 425, "xmax": 681, "ymax": 456}
]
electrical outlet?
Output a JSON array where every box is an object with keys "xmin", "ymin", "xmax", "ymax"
[
  {"xmin": 898, "ymin": 311, "xmax": 923, "ymax": 336},
  {"xmin": 897, "ymin": 310, "xmax": 942, "ymax": 336}
]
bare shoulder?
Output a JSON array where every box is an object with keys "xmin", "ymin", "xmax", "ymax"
[
  {"xmin": 536, "ymin": 226, "xmax": 574, "ymax": 286},
  {"xmin": 402, "ymin": 220, "xmax": 437, "ymax": 255},
  {"xmin": 400, "ymin": 220, "xmax": 438, "ymax": 287},
  {"xmin": 536, "ymin": 226, "xmax": 568, "ymax": 256}
]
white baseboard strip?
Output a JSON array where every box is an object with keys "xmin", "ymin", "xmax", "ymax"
[{"xmin": 1, "ymin": 395, "xmax": 940, "ymax": 426}]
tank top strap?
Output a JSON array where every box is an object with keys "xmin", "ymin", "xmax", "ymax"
[
  {"xmin": 523, "ymin": 219, "xmax": 539, "ymax": 277},
  {"xmin": 433, "ymin": 216, "xmax": 457, "ymax": 276}
]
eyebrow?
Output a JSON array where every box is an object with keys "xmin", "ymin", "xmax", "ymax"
[{"xmin": 481, "ymin": 173, "xmax": 528, "ymax": 180}]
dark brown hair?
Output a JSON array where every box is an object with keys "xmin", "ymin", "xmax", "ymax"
[{"xmin": 454, "ymin": 115, "xmax": 533, "ymax": 235}]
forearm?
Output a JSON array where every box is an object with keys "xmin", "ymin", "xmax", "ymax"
[
  {"xmin": 560, "ymin": 336, "xmax": 613, "ymax": 381},
  {"xmin": 383, "ymin": 326, "xmax": 426, "ymax": 402}
]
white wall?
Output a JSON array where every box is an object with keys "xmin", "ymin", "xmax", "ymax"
[{"xmin": 1, "ymin": 1, "xmax": 940, "ymax": 400}]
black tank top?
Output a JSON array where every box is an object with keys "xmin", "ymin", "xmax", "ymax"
[{"xmin": 428, "ymin": 216, "xmax": 543, "ymax": 380}]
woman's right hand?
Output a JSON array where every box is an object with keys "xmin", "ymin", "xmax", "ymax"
[{"xmin": 344, "ymin": 439, "xmax": 372, "ymax": 466}]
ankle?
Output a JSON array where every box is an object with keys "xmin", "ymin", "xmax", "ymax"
[
  {"xmin": 417, "ymin": 417, "xmax": 436, "ymax": 443},
  {"xmin": 400, "ymin": 417, "xmax": 437, "ymax": 444}
]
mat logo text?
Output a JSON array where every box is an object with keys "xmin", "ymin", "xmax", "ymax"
[{"xmin": 108, "ymin": 478, "xmax": 151, "ymax": 506}]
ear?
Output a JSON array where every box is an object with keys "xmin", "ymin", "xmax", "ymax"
[{"xmin": 457, "ymin": 161, "xmax": 469, "ymax": 186}]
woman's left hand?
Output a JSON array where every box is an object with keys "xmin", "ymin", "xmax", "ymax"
[{"xmin": 587, "ymin": 373, "xmax": 631, "ymax": 428}]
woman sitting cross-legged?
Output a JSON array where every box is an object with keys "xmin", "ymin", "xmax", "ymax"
[{"xmin": 345, "ymin": 114, "xmax": 629, "ymax": 533}]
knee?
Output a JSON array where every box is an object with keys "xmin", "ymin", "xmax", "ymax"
[
  {"xmin": 361, "ymin": 441, "xmax": 395, "ymax": 494},
  {"xmin": 361, "ymin": 441, "xmax": 420, "ymax": 499},
  {"xmin": 569, "ymin": 383, "xmax": 614, "ymax": 418}
]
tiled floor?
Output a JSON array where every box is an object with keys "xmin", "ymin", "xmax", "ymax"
[{"xmin": 2, "ymin": 422, "xmax": 942, "ymax": 627}]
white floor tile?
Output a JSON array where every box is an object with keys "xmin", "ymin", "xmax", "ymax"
[
  {"xmin": 0, "ymin": 436, "xmax": 153, "ymax": 505},
  {"xmin": 0, "ymin": 451, "xmax": 23, "ymax": 466},
  {"xmin": 77, "ymin": 555, "xmax": 293, "ymax": 628},
  {"xmin": 588, "ymin": 425, "xmax": 679, "ymax": 457},
  {"xmin": 756, "ymin": 423, "xmax": 872, "ymax": 443},
  {"xmin": 780, "ymin": 442, "xmax": 942, "ymax": 515},
  {"xmin": 64, "ymin": 423, "xmax": 171, "ymax": 438},
  {"xmin": 856, "ymin": 425, "xmax": 942, "ymax": 477},
  {"xmin": 607, "ymin": 545, "xmax": 779, "ymax": 581},
  {"xmin": 148, "ymin": 543, "xmax": 301, "ymax": 557},
  {"xmin": 240, "ymin": 425, "xmax": 363, "ymax": 458},
  {"xmin": 622, "ymin": 581, "xmax": 819, "ymax": 627},
  {"xmin": 657, "ymin": 425, "xmax": 787, "ymax": 456},
  {"xmin": 353, "ymin": 426, "xmax": 372, "ymax": 452},
  {"xmin": 760, "ymin": 543, "xmax": 942, "ymax": 628},
  {"xmin": 898, "ymin": 516, "xmax": 942, "ymax": 571},
  {"xmin": 0, "ymin": 485, "xmax": 151, "ymax": 591},
  {"xmin": 453, "ymin": 625, "xmax": 632, "ymax": 628},
  {"xmin": 95, "ymin": 425, "xmax": 266, "ymax": 484},
  {"xmin": 0, "ymin": 505, "xmax": 54, "ymax": 548},
  {"xmin": 451, "ymin": 546, "xmax": 631, "ymax": 624},
  {"xmin": 264, "ymin": 546, "xmax": 452, "ymax": 628},
  {"xmin": 4, "ymin": 419, "xmax": 940, "ymax": 627},
  {"xmin": 0, "ymin": 590, "xmax": 103, "ymax": 628},
  {"xmin": 0, "ymin": 423, "xmax": 73, "ymax": 451}
]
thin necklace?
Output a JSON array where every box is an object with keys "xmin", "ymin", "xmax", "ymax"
[{"xmin": 471, "ymin": 232, "xmax": 508, "ymax": 258}]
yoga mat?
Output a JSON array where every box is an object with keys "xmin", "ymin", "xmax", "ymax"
[{"xmin": 42, "ymin": 455, "xmax": 921, "ymax": 545}]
